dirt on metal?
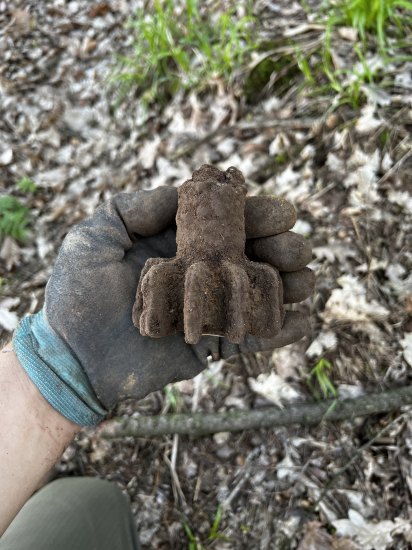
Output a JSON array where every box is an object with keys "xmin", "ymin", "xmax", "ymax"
[{"xmin": 133, "ymin": 164, "xmax": 284, "ymax": 344}]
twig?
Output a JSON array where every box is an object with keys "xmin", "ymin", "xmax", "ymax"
[
  {"xmin": 164, "ymin": 434, "xmax": 188, "ymax": 511},
  {"xmin": 377, "ymin": 148, "xmax": 412, "ymax": 185},
  {"xmin": 100, "ymin": 385, "xmax": 412, "ymax": 439}
]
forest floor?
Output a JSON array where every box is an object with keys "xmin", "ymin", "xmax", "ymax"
[{"xmin": 1, "ymin": 0, "xmax": 412, "ymax": 548}]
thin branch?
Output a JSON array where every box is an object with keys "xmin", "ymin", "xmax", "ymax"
[{"xmin": 100, "ymin": 385, "xmax": 412, "ymax": 439}]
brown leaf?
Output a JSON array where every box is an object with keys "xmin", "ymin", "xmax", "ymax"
[{"xmin": 87, "ymin": 3, "xmax": 111, "ymax": 18}]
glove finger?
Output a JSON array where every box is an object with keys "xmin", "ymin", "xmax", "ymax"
[
  {"xmin": 58, "ymin": 188, "xmax": 178, "ymax": 265},
  {"xmin": 247, "ymin": 231, "xmax": 312, "ymax": 272},
  {"xmin": 282, "ymin": 268, "xmax": 315, "ymax": 303},
  {"xmin": 221, "ymin": 311, "xmax": 310, "ymax": 358},
  {"xmin": 115, "ymin": 187, "xmax": 178, "ymax": 238},
  {"xmin": 245, "ymin": 196, "xmax": 296, "ymax": 238}
]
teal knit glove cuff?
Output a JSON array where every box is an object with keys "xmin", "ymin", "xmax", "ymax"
[{"xmin": 12, "ymin": 310, "xmax": 107, "ymax": 426}]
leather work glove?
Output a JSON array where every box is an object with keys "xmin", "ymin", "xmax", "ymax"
[{"xmin": 13, "ymin": 187, "xmax": 314, "ymax": 425}]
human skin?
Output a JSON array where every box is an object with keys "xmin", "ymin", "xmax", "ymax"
[{"xmin": 0, "ymin": 344, "xmax": 79, "ymax": 535}]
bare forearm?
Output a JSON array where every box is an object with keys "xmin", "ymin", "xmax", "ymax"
[{"xmin": 0, "ymin": 344, "xmax": 80, "ymax": 535}]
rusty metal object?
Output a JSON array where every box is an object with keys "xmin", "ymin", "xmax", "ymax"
[{"xmin": 133, "ymin": 165, "xmax": 283, "ymax": 344}]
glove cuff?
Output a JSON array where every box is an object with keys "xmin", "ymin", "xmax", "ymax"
[{"xmin": 12, "ymin": 310, "xmax": 107, "ymax": 426}]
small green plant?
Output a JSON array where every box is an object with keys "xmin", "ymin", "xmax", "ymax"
[
  {"xmin": 208, "ymin": 505, "xmax": 225, "ymax": 541},
  {"xmin": 181, "ymin": 505, "xmax": 228, "ymax": 549},
  {"xmin": 183, "ymin": 522, "xmax": 202, "ymax": 550},
  {"xmin": 327, "ymin": 0, "xmax": 412, "ymax": 49},
  {"xmin": 307, "ymin": 358, "xmax": 337, "ymax": 399},
  {"xmin": 0, "ymin": 196, "xmax": 30, "ymax": 242},
  {"xmin": 164, "ymin": 384, "xmax": 182, "ymax": 412},
  {"xmin": 113, "ymin": 0, "xmax": 257, "ymax": 106},
  {"xmin": 17, "ymin": 176, "xmax": 37, "ymax": 193}
]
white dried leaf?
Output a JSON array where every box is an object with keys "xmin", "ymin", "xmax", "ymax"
[
  {"xmin": 270, "ymin": 164, "xmax": 313, "ymax": 203},
  {"xmin": 356, "ymin": 258, "xmax": 388, "ymax": 274},
  {"xmin": 149, "ymin": 158, "xmax": 191, "ymax": 189},
  {"xmin": 138, "ymin": 136, "xmax": 161, "ymax": 170},
  {"xmin": 395, "ymin": 68, "xmax": 412, "ymax": 89},
  {"xmin": 326, "ymin": 152, "xmax": 345, "ymax": 172},
  {"xmin": 220, "ymin": 153, "xmax": 255, "ymax": 177},
  {"xmin": 338, "ymin": 26, "xmax": 358, "ymax": 41},
  {"xmin": 0, "ymin": 297, "xmax": 20, "ymax": 331},
  {"xmin": 0, "ymin": 236, "xmax": 22, "ymax": 271},
  {"xmin": 346, "ymin": 147, "xmax": 380, "ymax": 178},
  {"xmin": 300, "ymin": 144, "xmax": 315, "ymax": 161},
  {"xmin": 276, "ymin": 452, "xmax": 300, "ymax": 482},
  {"xmin": 355, "ymin": 105, "xmax": 382, "ymax": 134},
  {"xmin": 313, "ymin": 242, "xmax": 358, "ymax": 264},
  {"xmin": 386, "ymin": 263, "xmax": 412, "ymax": 298},
  {"xmin": 272, "ymin": 344, "xmax": 306, "ymax": 379},
  {"xmin": 381, "ymin": 152, "xmax": 393, "ymax": 172},
  {"xmin": 337, "ymin": 384, "xmax": 365, "ymax": 399},
  {"xmin": 248, "ymin": 371, "xmax": 300, "ymax": 408},
  {"xmin": 36, "ymin": 167, "xmax": 68, "ymax": 189},
  {"xmin": 400, "ymin": 334, "xmax": 412, "ymax": 367},
  {"xmin": 344, "ymin": 148, "xmax": 380, "ymax": 209},
  {"xmin": 388, "ymin": 190, "xmax": 412, "ymax": 211},
  {"xmin": 216, "ymin": 137, "xmax": 236, "ymax": 158},
  {"xmin": 333, "ymin": 509, "xmax": 411, "ymax": 550},
  {"xmin": 361, "ymin": 85, "xmax": 391, "ymax": 106},
  {"xmin": 0, "ymin": 147, "xmax": 13, "ymax": 165},
  {"xmin": 262, "ymin": 96, "xmax": 282, "ymax": 112},
  {"xmin": 292, "ymin": 219, "xmax": 312, "ymax": 235},
  {"xmin": 36, "ymin": 236, "xmax": 54, "ymax": 260},
  {"xmin": 269, "ymin": 133, "xmax": 290, "ymax": 156},
  {"xmin": 306, "ymin": 331, "xmax": 337, "ymax": 358},
  {"xmin": 322, "ymin": 275, "xmax": 389, "ymax": 324}
]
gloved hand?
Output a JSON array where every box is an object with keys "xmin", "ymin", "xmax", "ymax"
[{"xmin": 13, "ymin": 187, "xmax": 314, "ymax": 425}]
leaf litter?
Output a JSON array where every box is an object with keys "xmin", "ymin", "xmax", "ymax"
[{"xmin": 1, "ymin": 0, "xmax": 412, "ymax": 547}]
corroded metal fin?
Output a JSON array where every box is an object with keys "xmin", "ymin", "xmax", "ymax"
[
  {"xmin": 132, "ymin": 257, "xmax": 168, "ymax": 328},
  {"xmin": 139, "ymin": 261, "xmax": 180, "ymax": 337},
  {"xmin": 245, "ymin": 261, "xmax": 283, "ymax": 339},
  {"xmin": 183, "ymin": 261, "xmax": 210, "ymax": 344},
  {"xmin": 222, "ymin": 262, "xmax": 250, "ymax": 343}
]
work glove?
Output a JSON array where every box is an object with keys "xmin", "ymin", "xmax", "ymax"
[{"xmin": 13, "ymin": 187, "xmax": 314, "ymax": 426}]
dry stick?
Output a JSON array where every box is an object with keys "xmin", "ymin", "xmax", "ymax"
[{"xmin": 100, "ymin": 385, "xmax": 412, "ymax": 439}]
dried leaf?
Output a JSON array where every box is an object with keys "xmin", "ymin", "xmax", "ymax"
[
  {"xmin": 332, "ymin": 509, "xmax": 411, "ymax": 550},
  {"xmin": 322, "ymin": 275, "xmax": 389, "ymax": 325},
  {"xmin": 0, "ymin": 297, "xmax": 20, "ymax": 331},
  {"xmin": 306, "ymin": 331, "xmax": 337, "ymax": 358},
  {"xmin": 248, "ymin": 371, "xmax": 301, "ymax": 407},
  {"xmin": 400, "ymin": 334, "xmax": 412, "ymax": 367},
  {"xmin": 0, "ymin": 236, "xmax": 22, "ymax": 271}
]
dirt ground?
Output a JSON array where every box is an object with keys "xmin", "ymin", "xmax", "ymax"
[{"xmin": 1, "ymin": 0, "xmax": 412, "ymax": 548}]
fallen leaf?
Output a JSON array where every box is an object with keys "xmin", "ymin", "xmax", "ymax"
[
  {"xmin": 355, "ymin": 105, "xmax": 382, "ymax": 134},
  {"xmin": 333, "ymin": 509, "xmax": 411, "ymax": 550},
  {"xmin": 306, "ymin": 331, "xmax": 337, "ymax": 358},
  {"xmin": 248, "ymin": 371, "xmax": 301, "ymax": 407},
  {"xmin": 0, "ymin": 236, "xmax": 22, "ymax": 271},
  {"xmin": 0, "ymin": 297, "xmax": 20, "ymax": 331},
  {"xmin": 322, "ymin": 275, "xmax": 389, "ymax": 325},
  {"xmin": 400, "ymin": 333, "xmax": 412, "ymax": 367}
]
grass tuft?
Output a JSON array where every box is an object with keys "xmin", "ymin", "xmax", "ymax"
[
  {"xmin": 112, "ymin": 0, "xmax": 257, "ymax": 107},
  {"xmin": 308, "ymin": 358, "xmax": 337, "ymax": 399}
]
